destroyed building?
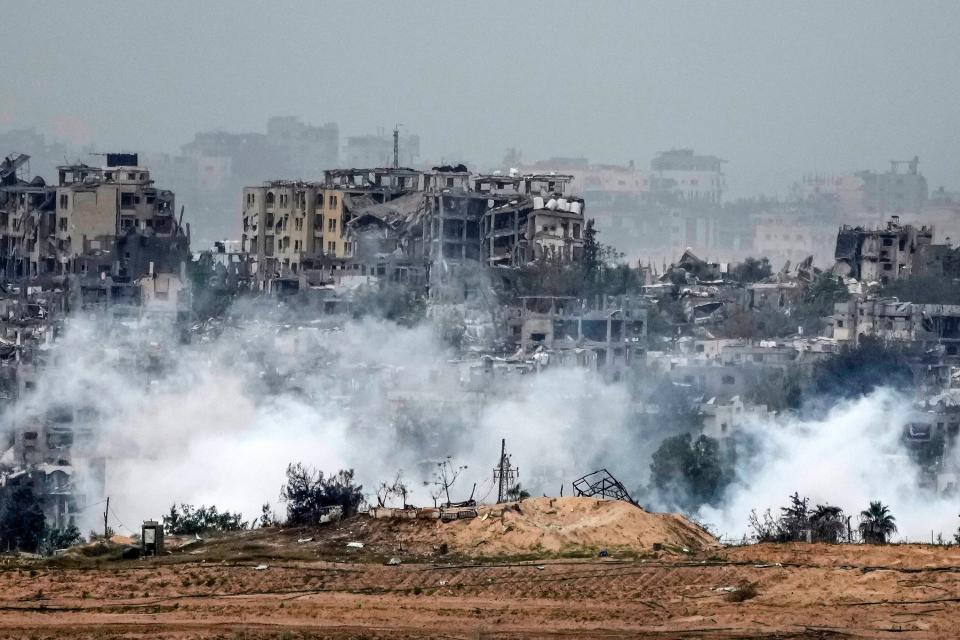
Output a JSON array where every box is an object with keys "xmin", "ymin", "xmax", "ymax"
[
  {"xmin": 0, "ymin": 153, "xmax": 57, "ymax": 279},
  {"xmin": 242, "ymin": 168, "xmax": 429, "ymax": 290},
  {"xmin": 478, "ymin": 173, "xmax": 584, "ymax": 267},
  {"xmin": 241, "ymin": 166, "xmax": 587, "ymax": 293},
  {"xmin": 507, "ymin": 295, "xmax": 647, "ymax": 376},
  {"xmin": 833, "ymin": 218, "xmax": 933, "ymax": 283},
  {"xmin": 830, "ymin": 298, "xmax": 960, "ymax": 352},
  {"xmin": 0, "ymin": 152, "xmax": 190, "ymax": 284}
]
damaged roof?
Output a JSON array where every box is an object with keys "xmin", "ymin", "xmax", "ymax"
[{"xmin": 347, "ymin": 192, "xmax": 427, "ymax": 228}]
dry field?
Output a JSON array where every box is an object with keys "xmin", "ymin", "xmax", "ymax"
[{"xmin": 0, "ymin": 502, "xmax": 958, "ymax": 638}]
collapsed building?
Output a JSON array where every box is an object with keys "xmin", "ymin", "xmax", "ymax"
[
  {"xmin": 833, "ymin": 218, "xmax": 934, "ymax": 284},
  {"xmin": 829, "ymin": 298, "xmax": 960, "ymax": 352},
  {"xmin": 241, "ymin": 166, "xmax": 586, "ymax": 294},
  {"xmin": 505, "ymin": 295, "xmax": 647, "ymax": 377},
  {"xmin": 0, "ymin": 153, "xmax": 56, "ymax": 280},
  {"xmin": 1, "ymin": 153, "xmax": 189, "ymax": 283}
]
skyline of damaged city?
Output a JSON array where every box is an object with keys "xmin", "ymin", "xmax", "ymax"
[
  {"xmin": 2, "ymin": 2, "xmax": 960, "ymax": 637},
  {"xmin": 3, "ymin": 137, "xmax": 959, "ymax": 535}
]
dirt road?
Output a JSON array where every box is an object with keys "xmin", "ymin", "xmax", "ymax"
[{"xmin": 1, "ymin": 542, "xmax": 958, "ymax": 638}]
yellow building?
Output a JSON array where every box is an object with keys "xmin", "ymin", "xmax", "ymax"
[{"xmin": 241, "ymin": 182, "xmax": 354, "ymax": 285}]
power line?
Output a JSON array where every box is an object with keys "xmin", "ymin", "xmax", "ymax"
[{"xmin": 108, "ymin": 503, "xmax": 135, "ymax": 535}]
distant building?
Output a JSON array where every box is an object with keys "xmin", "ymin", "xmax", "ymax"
[
  {"xmin": 857, "ymin": 157, "xmax": 927, "ymax": 215},
  {"xmin": 700, "ymin": 395, "xmax": 774, "ymax": 440},
  {"xmin": 753, "ymin": 211, "xmax": 836, "ymax": 268},
  {"xmin": 790, "ymin": 173, "xmax": 866, "ymax": 214},
  {"xmin": 649, "ymin": 149, "xmax": 725, "ymax": 205},
  {"xmin": 174, "ymin": 117, "xmax": 340, "ymax": 240},
  {"xmin": 266, "ymin": 116, "xmax": 339, "ymax": 173}
]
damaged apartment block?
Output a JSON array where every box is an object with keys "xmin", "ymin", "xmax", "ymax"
[
  {"xmin": 1, "ymin": 151, "xmax": 191, "ymax": 309},
  {"xmin": 0, "ymin": 153, "xmax": 57, "ymax": 280},
  {"xmin": 477, "ymin": 172, "xmax": 584, "ymax": 267},
  {"xmin": 241, "ymin": 165, "xmax": 588, "ymax": 297}
]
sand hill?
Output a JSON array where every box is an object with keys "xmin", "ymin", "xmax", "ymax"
[{"xmin": 429, "ymin": 497, "xmax": 716, "ymax": 555}]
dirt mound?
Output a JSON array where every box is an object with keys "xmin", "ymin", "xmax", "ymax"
[{"xmin": 431, "ymin": 497, "xmax": 716, "ymax": 555}]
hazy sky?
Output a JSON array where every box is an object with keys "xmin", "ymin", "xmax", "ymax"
[{"xmin": 1, "ymin": 0, "xmax": 958, "ymax": 197}]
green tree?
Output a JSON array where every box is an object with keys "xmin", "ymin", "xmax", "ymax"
[
  {"xmin": 730, "ymin": 257, "xmax": 772, "ymax": 284},
  {"xmin": 506, "ymin": 483, "xmax": 531, "ymax": 501},
  {"xmin": 808, "ymin": 337, "xmax": 913, "ymax": 400},
  {"xmin": 649, "ymin": 433, "xmax": 731, "ymax": 512},
  {"xmin": 802, "ymin": 273, "xmax": 850, "ymax": 313},
  {"xmin": 720, "ymin": 309, "xmax": 795, "ymax": 339},
  {"xmin": 791, "ymin": 273, "xmax": 851, "ymax": 335},
  {"xmin": 280, "ymin": 464, "xmax": 364, "ymax": 525},
  {"xmin": 163, "ymin": 504, "xmax": 246, "ymax": 535},
  {"xmin": 778, "ymin": 492, "xmax": 810, "ymax": 541},
  {"xmin": 859, "ymin": 501, "xmax": 897, "ymax": 544},
  {"xmin": 0, "ymin": 478, "xmax": 47, "ymax": 552},
  {"xmin": 581, "ymin": 219, "xmax": 599, "ymax": 286},
  {"xmin": 879, "ymin": 274, "xmax": 960, "ymax": 305},
  {"xmin": 187, "ymin": 251, "xmax": 235, "ymax": 319},
  {"xmin": 809, "ymin": 504, "xmax": 847, "ymax": 543}
]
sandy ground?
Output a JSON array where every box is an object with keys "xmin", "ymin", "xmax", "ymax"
[
  {"xmin": 1, "ymin": 537, "xmax": 959, "ymax": 639},
  {"xmin": 379, "ymin": 497, "xmax": 718, "ymax": 556}
]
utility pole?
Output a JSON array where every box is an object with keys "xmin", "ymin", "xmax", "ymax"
[
  {"xmin": 103, "ymin": 497, "xmax": 110, "ymax": 539},
  {"xmin": 493, "ymin": 439, "xmax": 518, "ymax": 503}
]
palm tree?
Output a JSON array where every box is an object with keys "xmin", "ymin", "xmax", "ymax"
[
  {"xmin": 810, "ymin": 504, "xmax": 846, "ymax": 543},
  {"xmin": 859, "ymin": 501, "xmax": 897, "ymax": 544}
]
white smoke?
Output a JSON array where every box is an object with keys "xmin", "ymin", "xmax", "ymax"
[
  {"xmin": 9, "ymin": 311, "xmax": 651, "ymax": 533},
  {"xmin": 8, "ymin": 309, "xmax": 960, "ymax": 542},
  {"xmin": 700, "ymin": 389, "xmax": 960, "ymax": 541}
]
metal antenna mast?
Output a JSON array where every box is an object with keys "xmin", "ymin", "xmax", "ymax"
[
  {"xmin": 393, "ymin": 125, "xmax": 401, "ymax": 169},
  {"xmin": 493, "ymin": 438, "xmax": 518, "ymax": 503}
]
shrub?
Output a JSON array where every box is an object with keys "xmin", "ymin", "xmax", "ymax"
[
  {"xmin": 163, "ymin": 504, "xmax": 246, "ymax": 535},
  {"xmin": 280, "ymin": 464, "xmax": 364, "ymax": 525}
]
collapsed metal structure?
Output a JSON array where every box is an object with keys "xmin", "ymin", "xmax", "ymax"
[{"xmin": 571, "ymin": 469, "xmax": 638, "ymax": 507}]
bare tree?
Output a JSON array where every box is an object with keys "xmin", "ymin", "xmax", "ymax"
[
  {"xmin": 424, "ymin": 457, "xmax": 468, "ymax": 507},
  {"xmin": 376, "ymin": 471, "xmax": 410, "ymax": 508}
]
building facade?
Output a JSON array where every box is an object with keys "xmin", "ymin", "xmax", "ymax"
[
  {"xmin": 833, "ymin": 219, "xmax": 934, "ymax": 283},
  {"xmin": 1, "ymin": 153, "xmax": 186, "ymax": 281}
]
